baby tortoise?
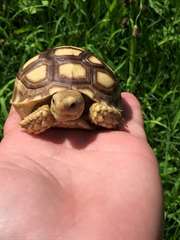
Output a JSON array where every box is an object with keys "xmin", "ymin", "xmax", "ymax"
[{"xmin": 11, "ymin": 46, "xmax": 122, "ymax": 134}]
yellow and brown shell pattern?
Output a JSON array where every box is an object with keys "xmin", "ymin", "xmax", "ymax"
[{"xmin": 12, "ymin": 46, "xmax": 119, "ymax": 118}]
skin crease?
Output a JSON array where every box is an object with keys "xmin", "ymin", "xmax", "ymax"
[{"xmin": 0, "ymin": 92, "xmax": 163, "ymax": 240}]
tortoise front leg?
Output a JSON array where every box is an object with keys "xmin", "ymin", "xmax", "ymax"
[
  {"xmin": 20, "ymin": 105, "xmax": 55, "ymax": 134},
  {"xmin": 89, "ymin": 102, "xmax": 122, "ymax": 129}
]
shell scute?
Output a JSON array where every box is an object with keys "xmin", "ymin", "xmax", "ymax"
[{"xmin": 26, "ymin": 64, "xmax": 47, "ymax": 83}]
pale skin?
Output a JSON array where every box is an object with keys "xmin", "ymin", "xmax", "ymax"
[{"xmin": 0, "ymin": 92, "xmax": 163, "ymax": 239}]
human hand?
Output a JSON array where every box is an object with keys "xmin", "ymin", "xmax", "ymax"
[{"xmin": 0, "ymin": 92, "xmax": 163, "ymax": 240}]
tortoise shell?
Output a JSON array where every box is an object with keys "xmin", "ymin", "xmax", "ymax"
[{"xmin": 12, "ymin": 46, "xmax": 119, "ymax": 118}]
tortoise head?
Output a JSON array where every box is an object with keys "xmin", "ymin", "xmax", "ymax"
[{"xmin": 50, "ymin": 90, "xmax": 85, "ymax": 122}]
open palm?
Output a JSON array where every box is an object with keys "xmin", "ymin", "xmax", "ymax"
[{"xmin": 0, "ymin": 93, "xmax": 162, "ymax": 240}]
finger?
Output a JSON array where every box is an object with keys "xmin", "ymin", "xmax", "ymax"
[
  {"xmin": 3, "ymin": 107, "xmax": 21, "ymax": 136},
  {"xmin": 121, "ymin": 92, "xmax": 146, "ymax": 139}
]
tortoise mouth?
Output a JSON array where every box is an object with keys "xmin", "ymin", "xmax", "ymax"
[{"xmin": 52, "ymin": 110, "xmax": 84, "ymax": 121}]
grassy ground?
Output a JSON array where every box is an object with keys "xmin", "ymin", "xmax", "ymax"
[{"xmin": 0, "ymin": 0, "xmax": 179, "ymax": 238}]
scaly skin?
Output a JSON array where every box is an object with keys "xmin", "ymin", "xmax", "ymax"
[
  {"xmin": 20, "ymin": 101, "xmax": 122, "ymax": 133},
  {"xmin": 20, "ymin": 105, "xmax": 55, "ymax": 134},
  {"xmin": 89, "ymin": 102, "xmax": 122, "ymax": 129},
  {"xmin": 0, "ymin": 93, "xmax": 163, "ymax": 240}
]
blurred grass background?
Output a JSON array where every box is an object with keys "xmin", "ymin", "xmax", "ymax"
[{"xmin": 0, "ymin": 0, "xmax": 179, "ymax": 238}]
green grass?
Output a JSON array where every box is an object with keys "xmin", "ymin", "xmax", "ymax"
[{"xmin": 0, "ymin": 0, "xmax": 180, "ymax": 238}]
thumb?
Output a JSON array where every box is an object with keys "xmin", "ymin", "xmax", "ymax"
[
  {"xmin": 121, "ymin": 92, "xmax": 147, "ymax": 139},
  {"xmin": 3, "ymin": 107, "xmax": 21, "ymax": 136}
]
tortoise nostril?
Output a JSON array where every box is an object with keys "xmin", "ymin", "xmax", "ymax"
[{"xmin": 69, "ymin": 102, "xmax": 76, "ymax": 109}]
